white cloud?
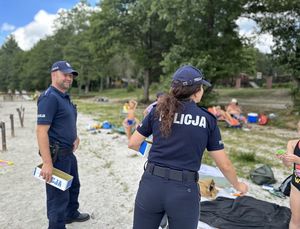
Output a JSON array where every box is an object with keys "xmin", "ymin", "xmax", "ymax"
[
  {"xmin": 12, "ymin": 10, "xmax": 58, "ymax": 51},
  {"xmin": 255, "ymin": 33, "xmax": 275, "ymax": 54},
  {"xmin": 1, "ymin": 23, "xmax": 15, "ymax": 32},
  {"xmin": 236, "ymin": 17, "xmax": 274, "ymax": 53}
]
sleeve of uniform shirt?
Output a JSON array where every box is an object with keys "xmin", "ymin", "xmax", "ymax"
[
  {"xmin": 137, "ymin": 108, "xmax": 154, "ymax": 137},
  {"xmin": 37, "ymin": 94, "xmax": 58, "ymax": 125},
  {"xmin": 206, "ymin": 118, "xmax": 224, "ymax": 151}
]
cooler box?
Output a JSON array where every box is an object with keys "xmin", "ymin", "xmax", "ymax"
[
  {"xmin": 33, "ymin": 164, "xmax": 73, "ymax": 191},
  {"xmin": 247, "ymin": 113, "xmax": 258, "ymax": 123}
]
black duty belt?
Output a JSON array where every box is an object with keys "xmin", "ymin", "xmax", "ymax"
[
  {"xmin": 145, "ymin": 163, "xmax": 199, "ymax": 182},
  {"xmin": 58, "ymin": 148, "xmax": 73, "ymax": 156}
]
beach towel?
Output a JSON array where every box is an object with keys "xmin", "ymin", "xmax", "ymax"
[{"xmin": 200, "ymin": 196, "xmax": 291, "ymax": 229}]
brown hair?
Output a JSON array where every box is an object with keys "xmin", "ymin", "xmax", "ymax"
[{"xmin": 155, "ymin": 84, "xmax": 202, "ymax": 137}]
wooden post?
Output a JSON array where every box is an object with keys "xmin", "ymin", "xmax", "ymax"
[
  {"xmin": 16, "ymin": 106, "xmax": 25, "ymax": 128},
  {"xmin": 0, "ymin": 121, "xmax": 7, "ymax": 151},
  {"xmin": 10, "ymin": 114, "xmax": 15, "ymax": 137}
]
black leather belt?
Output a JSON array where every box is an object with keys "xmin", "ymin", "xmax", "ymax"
[
  {"xmin": 145, "ymin": 163, "xmax": 199, "ymax": 182},
  {"xmin": 58, "ymin": 148, "xmax": 73, "ymax": 156}
]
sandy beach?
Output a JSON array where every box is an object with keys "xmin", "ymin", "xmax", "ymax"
[{"xmin": 0, "ymin": 100, "xmax": 292, "ymax": 229}]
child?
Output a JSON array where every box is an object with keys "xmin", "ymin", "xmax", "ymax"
[
  {"xmin": 123, "ymin": 100, "xmax": 139, "ymax": 139},
  {"xmin": 277, "ymin": 121, "xmax": 300, "ymax": 229}
]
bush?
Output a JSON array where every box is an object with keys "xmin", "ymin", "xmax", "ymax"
[{"xmin": 127, "ymin": 84, "xmax": 136, "ymax": 92}]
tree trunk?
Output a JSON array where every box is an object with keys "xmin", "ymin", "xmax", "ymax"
[
  {"xmin": 143, "ymin": 69, "xmax": 150, "ymax": 102},
  {"xmin": 266, "ymin": 76, "xmax": 273, "ymax": 89},
  {"xmin": 84, "ymin": 79, "xmax": 90, "ymax": 94},
  {"xmin": 235, "ymin": 77, "xmax": 241, "ymax": 89},
  {"xmin": 78, "ymin": 82, "xmax": 82, "ymax": 95},
  {"xmin": 292, "ymin": 76, "xmax": 300, "ymax": 112},
  {"xmin": 106, "ymin": 76, "xmax": 110, "ymax": 88}
]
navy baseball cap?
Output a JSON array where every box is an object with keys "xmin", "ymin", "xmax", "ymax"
[
  {"xmin": 172, "ymin": 65, "xmax": 211, "ymax": 87},
  {"xmin": 51, "ymin": 61, "xmax": 78, "ymax": 77}
]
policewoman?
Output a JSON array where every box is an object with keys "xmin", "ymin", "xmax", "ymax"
[
  {"xmin": 36, "ymin": 61, "xmax": 89, "ymax": 229},
  {"xmin": 129, "ymin": 65, "xmax": 248, "ymax": 229}
]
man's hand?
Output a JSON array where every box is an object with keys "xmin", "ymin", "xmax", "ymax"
[
  {"xmin": 41, "ymin": 162, "xmax": 53, "ymax": 183},
  {"xmin": 73, "ymin": 137, "xmax": 80, "ymax": 152},
  {"xmin": 234, "ymin": 181, "xmax": 248, "ymax": 196}
]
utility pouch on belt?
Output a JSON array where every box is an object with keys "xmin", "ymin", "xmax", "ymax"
[{"xmin": 38, "ymin": 142, "xmax": 60, "ymax": 163}]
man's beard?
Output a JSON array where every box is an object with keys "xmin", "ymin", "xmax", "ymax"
[{"xmin": 60, "ymin": 82, "xmax": 72, "ymax": 90}]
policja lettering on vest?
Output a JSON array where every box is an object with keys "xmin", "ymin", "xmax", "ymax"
[{"xmin": 173, "ymin": 113, "xmax": 207, "ymax": 128}]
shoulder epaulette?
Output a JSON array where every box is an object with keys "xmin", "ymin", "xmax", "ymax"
[{"xmin": 37, "ymin": 87, "xmax": 52, "ymax": 104}]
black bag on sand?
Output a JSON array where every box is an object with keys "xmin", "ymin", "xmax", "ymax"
[
  {"xmin": 250, "ymin": 164, "xmax": 276, "ymax": 185},
  {"xmin": 277, "ymin": 174, "xmax": 292, "ymax": 197}
]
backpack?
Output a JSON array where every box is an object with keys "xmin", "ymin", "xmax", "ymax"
[
  {"xmin": 277, "ymin": 174, "xmax": 292, "ymax": 197},
  {"xmin": 249, "ymin": 164, "xmax": 276, "ymax": 185}
]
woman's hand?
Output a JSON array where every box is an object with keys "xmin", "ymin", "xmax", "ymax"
[{"xmin": 283, "ymin": 153, "xmax": 300, "ymax": 164}]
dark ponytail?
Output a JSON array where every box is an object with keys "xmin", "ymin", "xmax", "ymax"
[{"xmin": 155, "ymin": 84, "xmax": 202, "ymax": 137}]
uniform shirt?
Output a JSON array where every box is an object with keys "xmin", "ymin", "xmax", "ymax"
[
  {"xmin": 137, "ymin": 100, "xmax": 224, "ymax": 172},
  {"xmin": 37, "ymin": 86, "xmax": 77, "ymax": 149},
  {"xmin": 145, "ymin": 101, "xmax": 157, "ymax": 115}
]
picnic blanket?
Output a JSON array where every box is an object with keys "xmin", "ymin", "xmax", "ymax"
[{"xmin": 200, "ymin": 196, "xmax": 291, "ymax": 229}]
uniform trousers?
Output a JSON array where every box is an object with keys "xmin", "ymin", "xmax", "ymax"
[
  {"xmin": 46, "ymin": 153, "xmax": 80, "ymax": 229},
  {"xmin": 133, "ymin": 170, "xmax": 200, "ymax": 229}
]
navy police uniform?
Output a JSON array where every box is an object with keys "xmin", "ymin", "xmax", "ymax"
[
  {"xmin": 37, "ymin": 86, "xmax": 80, "ymax": 229},
  {"xmin": 134, "ymin": 100, "xmax": 224, "ymax": 229}
]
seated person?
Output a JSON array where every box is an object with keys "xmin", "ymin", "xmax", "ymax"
[
  {"xmin": 208, "ymin": 105, "xmax": 240, "ymax": 127},
  {"xmin": 123, "ymin": 99, "xmax": 139, "ymax": 139},
  {"xmin": 226, "ymin": 98, "xmax": 247, "ymax": 125},
  {"xmin": 143, "ymin": 92, "xmax": 165, "ymax": 117}
]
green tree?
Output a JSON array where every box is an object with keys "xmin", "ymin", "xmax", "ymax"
[
  {"xmin": 127, "ymin": 0, "xmax": 175, "ymax": 102},
  {"xmin": 155, "ymin": 0, "xmax": 249, "ymax": 90},
  {"xmin": 20, "ymin": 35, "xmax": 65, "ymax": 91},
  {"xmin": 54, "ymin": 0, "xmax": 96, "ymax": 93},
  {"xmin": 0, "ymin": 36, "xmax": 23, "ymax": 91},
  {"xmin": 90, "ymin": 0, "xmax": 174, "ymax": 101},
  {"xmin": 88, "ymin": 0, "xmax": 134, "ymax": 92},
  {"xmin": 247, "ymin": 0, "xmax": 300, "ymax": 111}
]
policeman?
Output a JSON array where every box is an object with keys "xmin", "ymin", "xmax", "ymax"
[
  {"xmin": 36, "ymin": 61, "xmax": 90, "ymax": 229},
  {"xmin": 129, "ymin": 65, "xmax": 248, "ymax": 229}
]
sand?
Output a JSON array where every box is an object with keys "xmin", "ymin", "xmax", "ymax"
[{"xmin": 0, "ymin": 100, "xmax": 291, "ymax": 229}]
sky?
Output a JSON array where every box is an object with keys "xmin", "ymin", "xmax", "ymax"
[
  {"xmin": 0, "ymin": 0, "xmax": 99, "ymax": 50},
  {"xmin": 0, "ymin": 0, "xmax": 274, "ymax": 53}
]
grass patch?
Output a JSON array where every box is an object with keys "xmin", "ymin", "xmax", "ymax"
[
  {"xmin": 233, "ymin": 152, "xmax": 256, "ymax": 162},
  {"xmin": 72, "ymin": 88, "xmax": 147, "ymax": 102},
  {"xmin": 103, "ymin": 160, "xmax": 113, "ymax": 169},
  {"xmin": 128, "ymin": 153, "xmax": 138, "ymax": 158},
  {"xmin": 74, "ymin": 99, "xmax": 145, "ymax": 127},
  {"xmin": 215, "ymin": 88, "xmax": 290, "ymax": 99},
  {"xmin": 121, "ymin": 182, "xmax": 129, "ymax": 193}
]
